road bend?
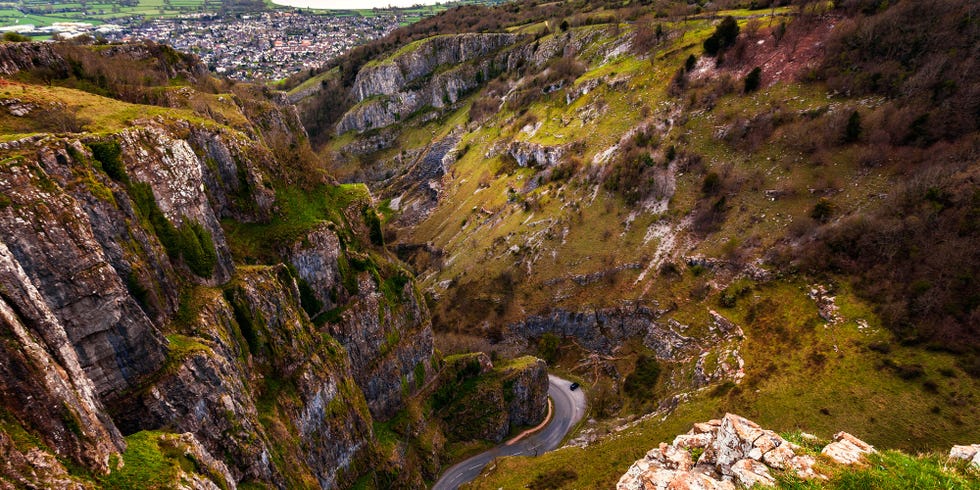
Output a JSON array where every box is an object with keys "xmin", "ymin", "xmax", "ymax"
[{"xmin": 432, "ymin": 374, "xmax": 587, "ymax": 490}]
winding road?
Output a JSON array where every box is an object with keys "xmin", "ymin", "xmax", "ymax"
[{"xmin": 432, "ymin": 374, "xmax": 587, "ymax": 490}]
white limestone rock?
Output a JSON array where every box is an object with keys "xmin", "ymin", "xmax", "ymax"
[
  {"xmin": 731, "ymin": 458, "xmax": 775, "ymax": 487},
  {"xmin": 821, "ymin": 431, "xmax": 875, "ymax": 465},
  {"xmin": 949, "ymin": 444, "xmax": 980, "ymax": 468}
]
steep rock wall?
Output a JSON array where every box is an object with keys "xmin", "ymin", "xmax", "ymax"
[
  {"xmin": 337, "ymin": 33, "xmax": 523, "ymax": 134},
  {"xmin": 0, "ymin": 42, "xmax": 67, "ymax": 76},
  {"xmin": 0, "ymin": 117, "xmax": 433, "ymax": 487},
  {"xmin": 351, "ymin": 33, "xmax": 521, "ymax": 102},
  {"xmin": 435, "ymin": 354, "xmax": 548, "ymax": 443}
]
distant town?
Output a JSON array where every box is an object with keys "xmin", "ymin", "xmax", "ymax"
[
  {"xmin": 108, "ymin": 12, "xmax": 402, "ymax": 80},
  {"xmin": 0, "ymin": 11, "xmax": 402, "ymax": 80}
]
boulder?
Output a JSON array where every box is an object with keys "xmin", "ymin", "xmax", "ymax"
[
  {"xmin": 731, "ymin": 458, "xmax": 775, "ymax": 487},
  {"xmin": 647, "ymin": 442, "xmax": 694, "ymax": 471},
  {"xmin": 821, "ymin": 431, "xmax": 875, "ymax": 465},
  {"xmin": 949, "ymin": 444, "xmax": 980, "ymax": 468},
  {"xmin": 710, "ymin": 413, "xmax": 786, "ymax": 474}
]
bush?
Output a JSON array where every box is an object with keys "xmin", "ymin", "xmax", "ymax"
[
  {"xmin": 604, "ymin": 147, "xmax": 671, "ymax": 206},
  {"xmin": 795, "ymin": 158, "xmax": 980, "ymax": 354},
  {"xmin": 363, "ymin": 206, "xmax": 384, "ymax": 247},
  {"xmin": 685, "ymin": 54, "xmax": 697, "ymax": 71},
  {"xmin": 703, "ymin": 16, "xmax": 740, "ymax": 56},
  {"xmin": 810, "ymin": 198, "xmax": 834, "ymax": 223},
  {"xmin": 701, "ymin": 172, "xmax": 722, "ymax": 195},
  {"xmin": 624, "ymin": 355, "xmax": 661, "ymax": 397},
  {"xmin": 843, "ymin": 110, "xmax": 862, "ymax": 143},
  {"xmin": 469, "ymin": 93, "xmax": 501, "ymax": 123},
  {"xmin": 528, "ymin": 468, "xmax": 577, "ymax": 490},
  {"xmin": 128, "ymin": 182, "xmax": 217, "ymax": 277},
  {"xmin": 129, "ymin": 182, "xmax": 180, "ymax": 259},
  {"xmin": 537, "ymin": 333, "xmax": 561, "ymax": 364},
  {"xmin": 822, "ymin": 0, "xmax": 979, "ymax": 141},
  {"xmin": 88, "ymin": 140, "xmax": 126, "ymax": 182},
  {"xmin": 176, "ymin": 221, "xmax": 217, "ymax": 278},
  {"xmin": 743, "ymin": 67, "xmax": 762, "ymax": 93},
  {"xmin": 2, "ymin": 31, "xmax": 31, "ymax": 42}
]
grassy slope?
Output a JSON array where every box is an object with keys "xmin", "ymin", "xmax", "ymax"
[{"xmin": 0, "ymin": 80, "xmax": 246, "ymax": 141}]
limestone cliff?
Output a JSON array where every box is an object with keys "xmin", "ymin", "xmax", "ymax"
[
  {"xmin": 0, "ymin": 56, "xmax": 434, "ymax": 487},
  {"xmin": 336, "ymin": 33, "xmax": 523, "ymax": 134}
]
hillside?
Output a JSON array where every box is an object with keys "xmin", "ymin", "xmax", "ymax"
[
  {"xmin": 0, "ymin": 0, "xmax": 978, "ymax": 489},
  {"xmin": 291, "ymin": 0, "xmax": 980, "ymax": 486}
]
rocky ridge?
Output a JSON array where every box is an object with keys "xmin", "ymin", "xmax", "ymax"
[{"xmin": 617, "ymin": 413, "xmax": 885, "ymax": 489}]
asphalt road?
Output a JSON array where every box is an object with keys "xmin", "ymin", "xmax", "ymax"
[{"xmin": 431, "ymin": 374, "xmax": 587, "ymax": 490}]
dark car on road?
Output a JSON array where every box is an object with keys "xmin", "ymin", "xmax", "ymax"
[{"xmin": 569, "ymin": 382, "xmax": 579, "ymax": 391}]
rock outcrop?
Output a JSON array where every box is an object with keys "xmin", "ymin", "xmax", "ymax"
[
  {"xmin": 0, "ymin": 42, "xmax": 67, "ymax": 76},
  {"xmin": 508, "ymin": 305, "xmax": 702, "ymax": 358},
  {"xmin": 821, "ymin": 431, "xmax": 876, "ymax": 465},
  {"xmin": 337, "ymin": 33, "xmax": 522, "ymax": 134},
  {"xmin": 507, "ymin": 140, "xmax": 568, "ymax": 168},
  {"xmin": 618, "ymin": 414, "xmax": 880, "ymax": 489},
  {"xmin": 435, "ymin": 354, "xmax": 549, "ymax": 443},
  {"xmin": 327, "ymin": 268, "xmax": 434, "ymax": 420},
  {"xmin": 383, "ymin": 129, "xmax": 463, "ymax": 227}
]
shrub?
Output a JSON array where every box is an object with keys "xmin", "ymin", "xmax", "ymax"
[
  {"xmin": 363, "ymin": 206, "xmax": 384, "ymax": 247},
  {"xmin": 129, "ymin": 182, "xmax": 180, "ymax": 258},
  {"xmin": 685, "ymin": 54, "xmax": 697, "ymax": 71},
  {"xmin": 720, "ymin": 280, "xmax": 752, "ymax": 308},
  {"xmin": 692, "ymin": 196, "xmax": 729, "ymax": 234},
  {"xmin": 469, "ymin": 93, "xmax": 501, "ymax": 123},
  {"xmin": 296, "ymin": 275, "xmax": 323, "ymax": 319},
  {"xmin": 624, "ymin": 355, "xmax": 661, "ymax": 396},
  {"xmin": 703, "ymin": 16, "xmax": 740, "ymax": 56},
  {"xmin": 810, "ymin": 198, "xmax": 834, "ymax": 223},
  {"xmin": 129, "ymin": 182, "xmax": 216, "ymax": 277},
  {"xmin": 2, "ymin": 31, "xmax": 31, "ymax": 42},
  {"xmin": 743, "ymin": 67, "xmax": 762, "ymax": 93},
  {"xmin": 176, "ymin": 221, "xmax": 217, "ymax": 278},
  {"xmin": 537, "ymin": 333, "xmax": 561, "ymax": 364},
  {"xmin": 822, "ymin": 0, "xmax": 979, "ymax": 141},
  {"xmin": 701, "ymin": 172, "xmax": 722, "ymax": 195},
  {"xmin": 604, "ymin": 148, "xmax": 672, "ymax": 206},
  {"xmin": 528, "ymin": 469, "xmax": 577, "ymax": 490},
  {"xmin": 88, "ymin": 140, "xmax": 126, "ymax": 182},
  {"xmin": 844, "ymin": 110, "xmax": 862, "ymax": 143}
]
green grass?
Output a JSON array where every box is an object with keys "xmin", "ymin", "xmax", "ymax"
[
  {"xmin": 777, "ymin": 451, "xmax": 979, "ymax": 489},
  {"xmin": 222, "ymin": 183, "xmax": 371, "ymax": 263},
  {"xmin": 0, "ymin": 0, "xmax": 217, "ymax": 27},
  {"xmin": 101, "ymin": 431, "xmax": 199, "ymax": 490}
]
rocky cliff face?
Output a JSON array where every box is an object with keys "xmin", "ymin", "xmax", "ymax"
[
  {"xmin": 111, "ymin": 266, "xmax": 376, "ymax": 487},
  {"xmin": 351, "ymin": 33, "xmax": 521, "ymax": 102},
  {"xmin": 507, "ymin": 304, "xmax": 712, "ymax": 359},
  {"xmin": 0, "ymin": 80, "xmax": 433, "ymax": 487},
  {"xmin": 336, "ymin": 33, "xmax": 523, "ymax": 134},
  {"xmin": 434, "ymin": 354, "xmax": 548, "ymax": 443},
  {"xmin": 0, "ymin": 42, "xmax": 67, "ymax": 75},
  {"xmin": 288, "ymin": 223, "xmax": 434, "ymax": 420}
]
